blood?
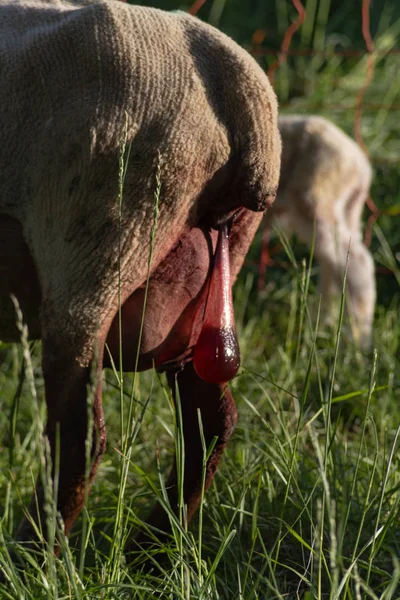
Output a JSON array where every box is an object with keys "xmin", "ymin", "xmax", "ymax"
[{"xmin": 193, "ymin": 223, "xmax": 240, "ymax": 384}]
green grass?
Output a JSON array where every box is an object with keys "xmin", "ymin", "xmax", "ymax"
[
  {"xmin": 1, "ymin": 228, "xmax": 399, "ymax": 598},
  {"xmin": 1, "ymin": 1, "xmax": 400, "ymax": 597}
]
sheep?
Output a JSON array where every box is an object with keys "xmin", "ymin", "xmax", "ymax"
[
  {"xmin": 0, "ymin": 0, "xmax": 281, "ymax": 560},
  {"xmin": 265, "ymin": 115, "xmax": 375, "ymax": 348}
]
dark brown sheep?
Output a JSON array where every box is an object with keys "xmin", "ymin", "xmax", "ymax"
[{"xmin": 0, "ymin": 0, "xmax": 281, "ymax": 557}]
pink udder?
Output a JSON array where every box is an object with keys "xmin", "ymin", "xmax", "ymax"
[{"xmin": 193, "ymin": 223, "xmax": 240, "ymax": 384}]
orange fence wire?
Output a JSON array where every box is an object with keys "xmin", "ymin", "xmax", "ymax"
[
  {"xmin": 252, "ymin": 48, "xmax": 400, "ymax": 57},
  {"xmin": 354, "ymin": 0, "xmax": 380, "ymax": 247},
  {"xmin": 188, "ymin": 0, "xmax": 207, "ymax": 16},
  {"xmin": 266, "ymin": 0, "xmax": 306, "ymax": 86}
]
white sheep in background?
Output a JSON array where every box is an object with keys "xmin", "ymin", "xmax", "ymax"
[{"xmin": 266, "ymin": 115, "xmax": 375, "ymax": 348}]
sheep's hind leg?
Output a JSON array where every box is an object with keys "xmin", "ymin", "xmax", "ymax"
[
  {"xmin": 134, "ymin": 361, "xmax": 238, "ymax": 545},
  {"xmin": 12, "ymin": 250, "xmax": 134, "ymax": 558},
  {"xmin": 14, "ymin": 313, "xmax": 109, "ymax": 556}
]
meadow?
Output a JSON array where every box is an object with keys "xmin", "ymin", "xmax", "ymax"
[{"xmin": 1, "ymin": 0, "xmax": 400, "ymax": 597}]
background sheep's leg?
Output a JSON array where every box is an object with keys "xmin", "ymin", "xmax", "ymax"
[
  {"xmin": 313, "ymin": 220, "xmax": 375, "ymax": 348},
  {"xmin": 16, "ymin": 334, "xmax": 107, "ymax": 549},
  {"xmin": 340, "ymin": 183, "xmax": 375, "ymax": 346},
  {"xmin": 287, "ymin": 211, "xmax": 342, "ymax": 305},
  {"xmin": 141, "ymin": 362, "xmax": 238, "ymax": 539},
  {"xmin": 318, "ymin": 255, "xmax": 340, "ymax": 309},
  {"xmin": 344, "ymin": 185, "xmax": 369, "ymax": 236},
  {"xmin": 285, "ymin": 210, "xmax": 374, "ymax": 346},
  {"xmin": 339, "ymin": 237, "xmax": 375, "ymax": 348}
]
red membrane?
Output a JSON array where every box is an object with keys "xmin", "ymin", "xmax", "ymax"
[{"xmin": 193, "ymin": 223, "xmax": 240, "ymax": 384}]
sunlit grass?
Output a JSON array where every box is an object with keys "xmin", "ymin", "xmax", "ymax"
[
  {"xmin": 0, "ymin": 0, "xmax": 399, "ymax": 597},
  {"xmin": 1, "ymin": 222, "xmax": 399, "ymax": 597}
]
